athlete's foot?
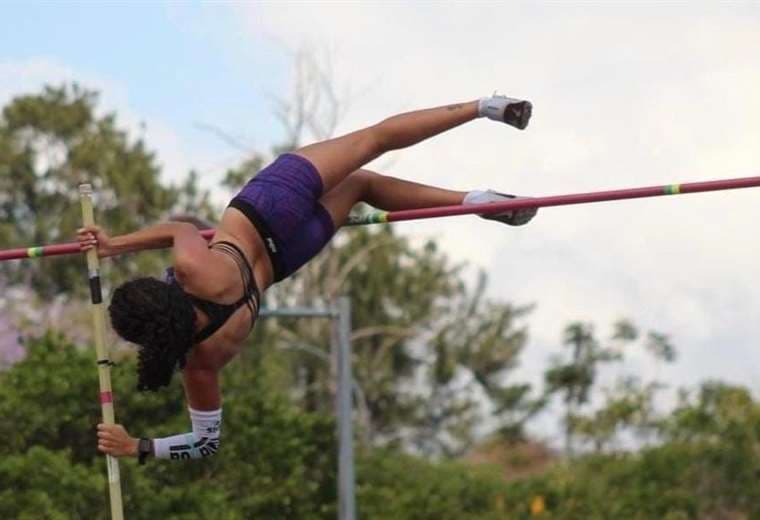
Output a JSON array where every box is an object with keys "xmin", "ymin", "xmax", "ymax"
[
  {"xmin": 463, "ymin": 190, "xmax": 537, "ymax": 226},
  {"xmin": 478, "ymin": 94, "xmax": 533, "ymax": 130}
]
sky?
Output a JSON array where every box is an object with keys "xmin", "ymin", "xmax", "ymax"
[{"xmin": 2, "ymin": 1, "xmax": 759, "ymax": 443}]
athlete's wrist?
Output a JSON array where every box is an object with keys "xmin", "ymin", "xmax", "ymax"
[
  {"xmin": 128, "ymin": 436, "xmax": 140, "ymax": 457},
  {"xmin": 137, "ymin": 437, "xmax": 153, "ymax": 464}
]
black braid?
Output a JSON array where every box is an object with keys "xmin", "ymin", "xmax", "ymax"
[{"xmin": 108, "ymin": 277, "xmax": 197, "ymax": 392}]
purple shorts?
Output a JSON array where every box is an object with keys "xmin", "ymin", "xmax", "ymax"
[{"xmin": 228, "ymin": 153, "xmax": 336, "ymax": 282}]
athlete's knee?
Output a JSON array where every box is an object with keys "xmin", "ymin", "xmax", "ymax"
[
  {"xmin": 352, "ymin": 169, "xmax": 382, "ymax": 201},
  {"xmin": 344, "ymin": 168, "xmax": 372, "ymax": 190},
  {"xmin": 334, "ymin": 169, "xmax": 375, "ymax": 202}
]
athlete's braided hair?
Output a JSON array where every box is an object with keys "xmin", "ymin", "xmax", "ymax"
[{"xmin": 108, "ymin": 277, "xmax": 196, "ymax": 392}]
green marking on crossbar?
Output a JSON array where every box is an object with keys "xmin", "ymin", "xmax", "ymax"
[
  {"xmin": 663, "ymin": 184, "xmax": 681, "ymax": 195},
  {"xmin": 27, "ymin": 247, "xmax": 44, "ymax": 258}
]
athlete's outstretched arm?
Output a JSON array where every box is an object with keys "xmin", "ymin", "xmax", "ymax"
[
  {"xmin": 169, "ymin": 214, "xmax": 214, "ymax": 230},
  {"xmin": 182, "ymin": 365, "xmax": 222, "ymax": 411},
  {"xmin": 142, "ymin": 369, "xmax": 223, "ymax": 461},
  {"xmin": 78, "ymin": 221, "xmax": 210, "ymax": 260},
  {"xmin": 96, "ymin": 408, "xmax": 223, "ymax": 461},
  {"xmin": 96, "ymin": 367, "xmax": 223, "ymax": 461}
]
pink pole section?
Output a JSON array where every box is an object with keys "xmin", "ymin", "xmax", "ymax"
[
  {"xmin": 0, "ymin": 229, "xmax": 216, "ymax": 262},
  {"xmin": 346, "ymin": 176, "xmax": 760, "ymax": 225}
]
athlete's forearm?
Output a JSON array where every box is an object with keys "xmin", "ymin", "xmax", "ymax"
[
  {"xmin": 106, "ymin": 222, "xmax": 196, "ymax": 257},
  {"xmin": 152, "ymin": 407, "xmax": 222, "ymax": 460}
]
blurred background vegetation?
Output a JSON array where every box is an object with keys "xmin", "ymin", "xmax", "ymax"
[{"xmin": 0, "ymin": 55, "xmax": 758, "ymax": 519}]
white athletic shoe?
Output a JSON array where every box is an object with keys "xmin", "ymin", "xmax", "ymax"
[
  {"xmin": 463, "ymin": 190, "xmax": 537, "ymax": 226},
  {"xmin": 480, "ymin": 95, "xmax": 533, "ymax": 130}
]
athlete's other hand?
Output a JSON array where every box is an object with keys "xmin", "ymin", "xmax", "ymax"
[
  {"xmin": 97, "ymin": 423, "xmax": 138, "ymax": 458},
  {"xmin": 77, "ymin": 225, "xmax": 114, "ymax": 257}
]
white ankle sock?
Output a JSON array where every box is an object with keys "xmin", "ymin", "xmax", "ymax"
[
  {"xmin": 463, "ymin": 190, "xmax": 490, "ymax": 205},
  {"xmin": 477, "ymin": 98, "xmax": 491, "ymax": 118}
]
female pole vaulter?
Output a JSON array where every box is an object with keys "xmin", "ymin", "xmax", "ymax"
[{"xmin": 79, "ymin": 95, "xmax": 537, "ymax": 463}]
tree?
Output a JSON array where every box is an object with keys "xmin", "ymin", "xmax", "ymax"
[
  {"xmin": 0, "ymin": 329, "xmax": 525, "ymax": 520},
  {"xmin": 545, "ymin": 322, "xmax": 622, "ymax": 457},
  {"xmin": 570, "ymin": 376, "xmax": 663, "ymax": 453},
  {"xmin": 663, "ymin": 381, "xmax": 760, "ymax": 516},
  {"xmin": 0, "ymin": 332, "xmax": 338, "ymax": 519},
  {"xmin": 260, "ymin": 224, "xmax": 536, "ymax": 453},
  {"xmin": 415, "ymin": 271, "xmax": 542, "ymax": 454},
  {"xmin": 0, "ymin": 84, "xmax": 215, "ymax": 298},
  {"xmin": 546, "ymin": 319, "xmax": 678, "ymax": 457}
]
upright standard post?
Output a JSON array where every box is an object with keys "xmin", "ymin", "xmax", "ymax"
[
  {"xmin": 335, "ymin": 297, "xmax": 356, "ymax": 520},
  {"xmin": 79, "ymin": 184, "xmax": 124, "ymax": 520}
]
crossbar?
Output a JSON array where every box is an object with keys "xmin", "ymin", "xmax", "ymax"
[{"xmin": 2, "ymin": 176, "xmax": 759, "ymax": 261}]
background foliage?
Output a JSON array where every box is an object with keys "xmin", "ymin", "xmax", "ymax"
[
  {"xmin": 1, "ymin": 79, "xmax": 758, "ymax": 519},
  {"xmin": 1, "ymin": 336, "xmax": 758, "ymax": 518}
]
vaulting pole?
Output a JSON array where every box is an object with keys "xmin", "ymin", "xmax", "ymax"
[
  {"xmin": 346, "ymin": 175, "xmax": 760, "ymax": 225},
  {"xmin": 2, "ymin": 176, "xmax": 760, "ymax": 262},
  {"xmin": 79, "ymin": 184, "xmax": 124, "ymax": 520}
]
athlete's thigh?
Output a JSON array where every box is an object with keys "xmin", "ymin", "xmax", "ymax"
[{"xmin": 293, "ymin": 128, "xmax": 381, "ymax": 193}]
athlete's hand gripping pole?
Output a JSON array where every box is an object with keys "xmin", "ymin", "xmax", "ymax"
[{"xmin": 79, "ymin": 184, "xmax": 125, "ymax": 520}]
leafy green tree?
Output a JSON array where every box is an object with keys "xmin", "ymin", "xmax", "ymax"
[
  {"xmin": 0, "ymin": 447, "xmax": 106, "ymax": 520},
  {"xmin": 0, "ymin": 329, "xmax": 549, "ymax": 520},
  {"xmin": 491, "ymin": 381, "xmax": 760, "ymax": 518},
  {"xmin": 545, "ymin": 320, "xmax": 678, "ymax": 457},
  {"xmin": 544, "ymin": 322, "xmax": 622, "ymax": 457},
  {"xmin": 571, "ymin": 376, "xmax": 663, "ymax": 452},
  {"xmin": 357, "ymin": 450, "xmax": 510, "ymax": 520},
  {"xmin": 416, "ymin": 271, "xmax": 542, "ymax": 453},
  {"xmin": 250, "ymin": 222, "xmax": 538, "ymax": 455},
  {"xmin": 0, "ymin": 84, "xmax": 215, "ymax": 297},
  {"xmin": 662, "ymin": 381, "xmax": 760, "ymax": 516},
  {"xmin": 0, "ymin": 331, "xmax": 338, "ymax": 519}
]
